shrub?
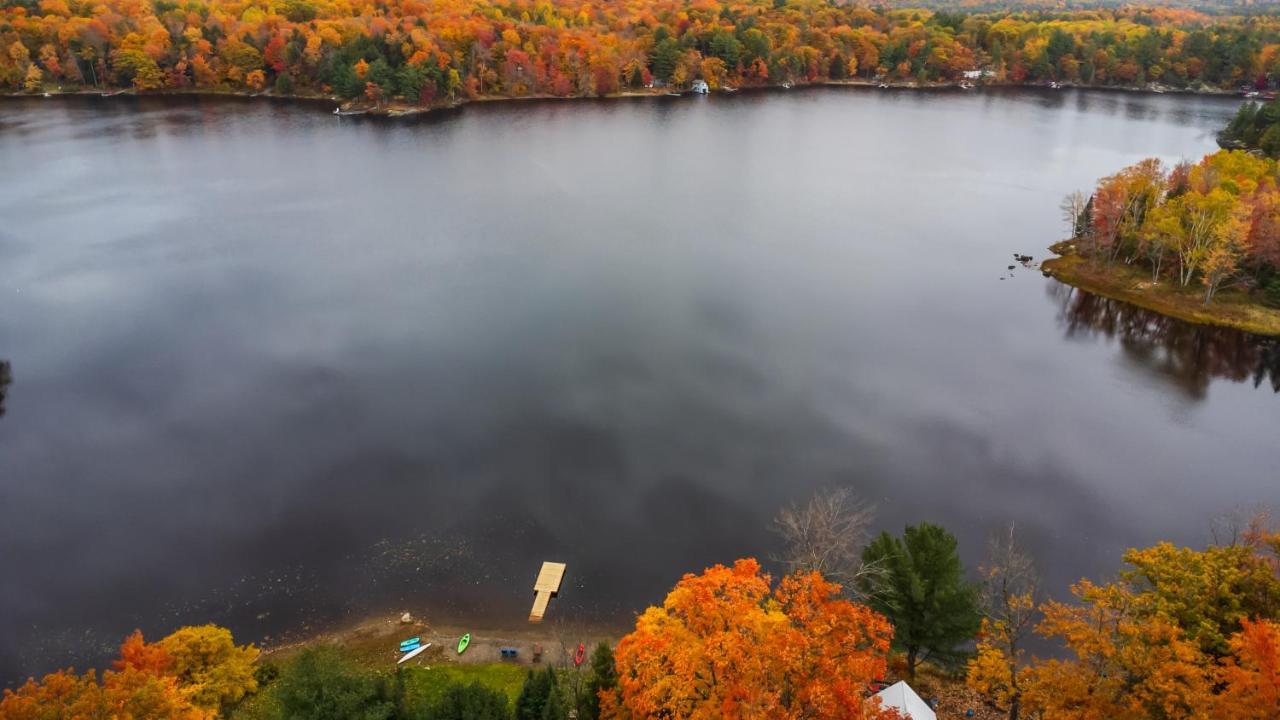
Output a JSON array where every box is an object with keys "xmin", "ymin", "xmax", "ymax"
[
  {"xmin": 425, "ymin": 682, "xmax": 510, "ymax": 720},
  {"xmin": 254, "ymin": 661, "xmax": 280, "ymax": 687},
  {"xmin": 272, "ymin": 647, "xmax": 392, "ymax": 720}
]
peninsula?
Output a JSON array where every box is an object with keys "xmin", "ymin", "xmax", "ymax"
[{"xmin": 1046, "ymin": 127, "xmax": 1280, "ymax": 337}]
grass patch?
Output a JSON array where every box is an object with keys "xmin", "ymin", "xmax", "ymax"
[
  {"xmin": 1042, "ymin": 240, "xmax": 1280, "ymax": 336},
  {"xmin": 402, "ymin": 663, "xmax": 530, "ymax": 707},
  {"xmin": 231, "ymin": 659, "xmax": 529, "ymax": 719}
]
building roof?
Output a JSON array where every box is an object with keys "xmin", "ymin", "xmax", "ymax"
[{"xmin": 874, "ymin": 681, "xmax": 936, "ymax": 720}]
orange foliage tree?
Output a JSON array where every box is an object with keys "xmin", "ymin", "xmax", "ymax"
[
  {"xmin": 1216, "ymin": 618, "xmax": 1280, "ymax": 720},
  {"xmin": 0, "ymin": 624, "xmax": 256, "ymax": 720},
  {"xmin": 0, "ymin": 667, "xmax": 209, "ymax": 720},
  {"xmin": 970, "ymin": 518, "xmax": 1280, "ymax": 720},
  {"xmin": 606, "ymin": 557, "xmax": 897, "ymax": 720}
]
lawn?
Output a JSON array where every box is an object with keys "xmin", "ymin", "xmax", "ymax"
[
  {"xmin": 402, "ymin": 663, "xmax": 531, "ymax": 707},
  {"xmin": 230, "ymin": 660, "xmax": 531, "ymax": 719}
]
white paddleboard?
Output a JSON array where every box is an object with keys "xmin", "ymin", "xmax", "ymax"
[{"xmin": 397, "ymin": 642, "xmax": 431, "ymax": 664}]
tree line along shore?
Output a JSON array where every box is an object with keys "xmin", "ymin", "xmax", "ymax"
[
  {"xmin": 0, "ymin": 78, "xmax": 1245, "ymax": 122},
  {"xmin": 4, "ymin": 2, "xmax": 1280, "ymax": 111},
  {"xmin": 3, "ymin": 488, "xmax": 1279, "ymax": 720}
]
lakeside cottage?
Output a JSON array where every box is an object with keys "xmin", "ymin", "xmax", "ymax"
[{"xmin": 691, "ymin": 80, "xmax": 710, "ymax": 94}]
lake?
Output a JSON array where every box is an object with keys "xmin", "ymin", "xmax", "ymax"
[{"xmin": 1, "ymin": 87, "xmax": 1277, "ymax": 681}]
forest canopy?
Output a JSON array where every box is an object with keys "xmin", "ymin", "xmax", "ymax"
[
  {"xmin": 1064, "ymin": 150, "xmax": 1280, "ymax": 306},
  {"xmin": 5, "ymin": 1, "xmax": 1280, "ymax": 104},
  {"xmin": 1220, "ymin": 97, "xmax": 1280, "ymax": 155}
]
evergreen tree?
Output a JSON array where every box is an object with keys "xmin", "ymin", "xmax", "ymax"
[
  {"xmin": 580, "ymin": 643, "xmax": 617, "ymax": 720},
  {"xmin": 858, "ymin": 522, "xmax": 982, "ymax": 679},
  {"xmin": 426, "ymin": 682, "xmax": 510, "ymax": 720},
  {"xmin": 1218, "ymin": 99, "xmax": 1280, "ymax": 155},
  {"xmin": 649, "ymin": 39, "xmax": 681, "ymax": 83},
  {"xmin": 1261, "ymin": 124, "xmax": 1280, "ymax": 157},
  {"xmin": 272, "ymin": 647, "xmax": 393, "ymax": 720},
  {"xmin": 514, "ymin": 668, "xmax": 553, "ymax": 720},
  {"xmin": 708, "ymin": 31, "xmax": 743, "ymax": 68},
  {"xmin": 540, "ymin": 679, "xmax": 567, "ymax": 720},
  {"xmin": 1219, "ymin": 101, "xmax": 1258, "ymax": 148}
]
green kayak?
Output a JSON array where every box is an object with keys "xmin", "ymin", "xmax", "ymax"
[{"xmin": 457, "ymin": 633, "xmax": 471, "ymax": 655}]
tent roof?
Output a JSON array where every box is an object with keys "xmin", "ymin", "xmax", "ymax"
[{"xmin": 874, "ymin": 681, "xmax": 936, "ymax": 720}]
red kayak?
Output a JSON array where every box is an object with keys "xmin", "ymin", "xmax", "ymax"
[{"xmin": 574, "ymin": 642, "xmax": 586, "ymax": 667}]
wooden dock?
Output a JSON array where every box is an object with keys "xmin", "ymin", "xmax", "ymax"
[{"xmin": 529, "ymin": 561, "xmax": 566, "ymax": 623}]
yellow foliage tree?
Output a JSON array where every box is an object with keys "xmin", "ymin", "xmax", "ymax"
[
  {"xmin": 158, "ymin": 625, "xmax": 259, "ymax": 713},
  {"xmin": 1122, "ymin": 538, "xmax": 1280, "ymax": 656},
  {"xmin": 23, "ymin": 64, "xmax": 42, "ymax": 93},
  {"xmin": 966, "ymin": 524, "xmax": 1038, "ymax": 720},
  {"xmin": 973, "ymin": 524, "xmax": 1280, "ymax": 720},
  {"xmin": 1023, "ymin": 581, "xmax": 1214, "ymax": 720},
  {"xmin": 699, "ymin": 57, "xmax": 727, "ymax": 89}
]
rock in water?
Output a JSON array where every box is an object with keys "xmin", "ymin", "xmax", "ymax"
[{"xmin": 400, "ymin": 612, "xmax": 413, "ymax": 624}]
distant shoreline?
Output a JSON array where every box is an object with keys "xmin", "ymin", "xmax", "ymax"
[
  {"xmin": 1041, "ymin": 240, "xmax": 1280, "ymax": 337},
  {"xmin": 1, "ymin": 79, "xmax": 1240, "ymax": 119}
]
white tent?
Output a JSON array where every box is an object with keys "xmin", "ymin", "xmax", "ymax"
[{"xmin": 874, "ymin": 681, "xmax": 936, "ymax": 720}]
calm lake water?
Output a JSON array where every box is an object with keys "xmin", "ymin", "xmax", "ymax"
[{"xmin": 2, "ymin": 88, "xmax": 1278, "ymax": 681}]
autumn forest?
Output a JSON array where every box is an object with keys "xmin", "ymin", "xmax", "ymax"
[
  {"xmin": 5, "ymin": 0, "xmax": 1280, "ymax": 717},
  {"xmin": 5, "ymin": 0, "xmax": 1280, "ymax": 106},
  {"xmin": 3, "ymin": 510, "xmax": 1279, "ymax": 719}
]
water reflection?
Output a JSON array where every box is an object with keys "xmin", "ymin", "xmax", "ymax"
[
  {"xmin": 0, "ymin": 360, "xmax": 10, "ymax": 417},
  {"xmin": 1, "ymin": 88, "xmax": 1270, "ymax": 683},
  {"xmin": 1052, "ymin": 283, "xmax": 1280, "ymax": 398}
]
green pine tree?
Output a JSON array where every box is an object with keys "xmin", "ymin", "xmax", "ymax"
[
  {"xmin": 858, "ymin": 522, "xmax": 982, "ymax": 679},
  {"xmin": 1260, "ymin": 124, "xmax": 1280, "ymax": 157},
  {"xmin": 514, "ymin": 668, "xmax": 554, "ymax": 720},
  {"xmin": 649, "ymin": 38, "xmax": 681, "ymax": 83},
  {"xmin": 427, "ymin": 682, "xmax": 510, "ymax": 720},
  {"xmin": 541, "ymin": 678, "xmax": 567, "ymax": 720},
  {"xmin": 271, "ymin": 647, "xmax": 393, "ymax": 720},
  {"xmin": 580, "ymin": 644, "xmax": 617, "ymax": 720}
]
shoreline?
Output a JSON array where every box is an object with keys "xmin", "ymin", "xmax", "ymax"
[
  {"xmin": 1041, "ymin": 240, "xmax": 1280, "ymax": 337},
  {"xmin": 1, "ymin": 79, "xmax": 1240, "ymax": 119},
  {"xmin": 229, "ymin": 612, "xmax": 624, "ymax": 719},
  {"xmin": 236, "ymin": 611, "xmax": 999, "ymax": 720},
  {"xmin": 256, "ymin": 611, "xmax": 622, "ymax": 672}
]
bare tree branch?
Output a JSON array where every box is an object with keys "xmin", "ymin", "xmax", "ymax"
[
  {"xmin": 1061, "ymin": 190, "xmax": 1087, "ymax": 239},
  {"xmin": 771, "ymin": 487, "xmax": 881, "ymax": 599},
  {"xmin": 978, "ymin": 522, "xmax": 1041, "ymax": 720}
]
